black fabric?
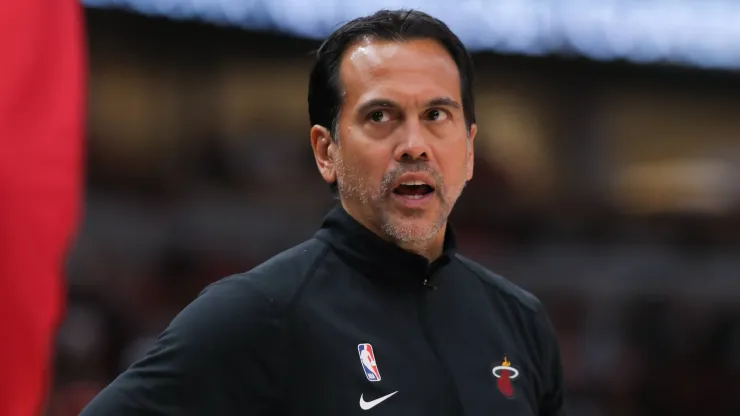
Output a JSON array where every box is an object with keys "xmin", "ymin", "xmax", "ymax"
[
  {"xmin": 81, "ymin": 205, "xmax": 566, "ymax": 416},
  {"xmin": 315, "ymin": 205, "xmax": 455, "ymax": 286}
]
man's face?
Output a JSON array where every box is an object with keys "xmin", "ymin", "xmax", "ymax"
[{"xmin": 327, "ymin": 38, "xmax": 475, "ymax": 245}]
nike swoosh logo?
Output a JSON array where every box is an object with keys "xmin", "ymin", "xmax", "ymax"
[{"xmin": 359, "ymin": 391, "xmax": 398, "ymax": 410}]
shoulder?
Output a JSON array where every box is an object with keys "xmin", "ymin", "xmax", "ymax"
[
  {"xmin": 453, "ymin": 253, "xmax": 543, "ymax": 314},
  {"xmin": 453, "ymin": 253, "xmax": 557, "ymax": 337},
  {"xmin": 162, "ymin": 237, "xmax": 330, "ymax": 348},
  {"xmin": 79, "ymin": 238, "xmax": 332, "ymax": 414},
  {"xmin": 453, "ymin": 254, "xmax": 562, "ymax": 387},
  {"xmin": 201, "ymin": 237, "xmax": 330, "ymax": 312},
  {"xmin": 130, "ymin": 238, "xmax": 332, "ymax": 370}
]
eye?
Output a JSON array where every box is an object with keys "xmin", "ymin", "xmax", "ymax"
[
  {"xmin": 425, "ymin": 108, "xmax": 449, "ymax": 122},
  {"xmin": 368, "ymin": 110, "xmax": 390, "ymax": 123}
]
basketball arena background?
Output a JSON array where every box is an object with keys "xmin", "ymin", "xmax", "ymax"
[{"xmin": 4, "ymin": 1, "xmax": 740, "ymax": 415}]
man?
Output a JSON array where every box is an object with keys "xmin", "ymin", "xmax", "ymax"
[{"xmin": 82, "ymin": 9, "xmax": 565, "ymax": 415}]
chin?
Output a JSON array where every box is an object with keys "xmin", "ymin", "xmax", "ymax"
[{"xmin": 381, "ymin": 216, "xmax": 444, "ymax": 244}]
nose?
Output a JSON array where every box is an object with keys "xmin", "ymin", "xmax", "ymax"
[{"xmin": 394, "ymin": 122, "xmax": 431, "ymax": 163}]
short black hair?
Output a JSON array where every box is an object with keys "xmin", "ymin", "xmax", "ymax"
[{"xmin": 308, "ymin": 9, "xmax": 476, "ymax": 195}]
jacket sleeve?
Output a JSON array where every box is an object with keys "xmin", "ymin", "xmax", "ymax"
[
  {"xmin": 80, "ymin": 276, "xmax": 285, "ymax": 415},
  {"xmin": 536, "ymin": 304, "xmax": 567, "ymax": 416}
]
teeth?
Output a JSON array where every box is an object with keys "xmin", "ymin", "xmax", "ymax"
[{"xmin": 401, "ymin": 180, "xmax": 427, "ymax": 186}]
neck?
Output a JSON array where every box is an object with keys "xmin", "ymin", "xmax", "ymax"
[
  {"xmin": 396, "ymin": 230, "xmax": 445, "ymax": 262},
  {"xmin": 340, "ymin": 200, "xmax": 446, "ymax": 262}
]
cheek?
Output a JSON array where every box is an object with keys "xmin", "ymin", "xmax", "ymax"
[
  {"xmin": 438, "ymin": 142, "xmax": 470, "ymax": 173},
  {"xmin": 437, "ymin": 146, "xmax": 471, "ymax": 194},
  {"xmin": 339, "ymin": 146, "xmax": 388, "ymax": 187}
]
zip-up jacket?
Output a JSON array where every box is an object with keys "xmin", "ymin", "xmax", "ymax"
[{"xmin": 81, "ymin": 206, "xmax": 566, "ymax": 415}]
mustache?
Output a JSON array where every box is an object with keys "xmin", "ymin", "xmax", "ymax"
[{"xmin": 380, "ymin": 163, "xmax": 444, "ymax": 194}]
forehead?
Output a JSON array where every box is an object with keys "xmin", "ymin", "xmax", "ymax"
[{"xmin": 338, "ymin": 38, "xmax": 462, "ymax": 108}]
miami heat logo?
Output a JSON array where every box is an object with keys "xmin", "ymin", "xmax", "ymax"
[{"xmin": 492, "ymin": 356, "xmax": 519, "ymax": 398}]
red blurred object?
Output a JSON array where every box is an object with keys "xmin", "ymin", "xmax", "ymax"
[{"xmin": 0, "ymin": 1, "xmax": 85, "ymax": 415}]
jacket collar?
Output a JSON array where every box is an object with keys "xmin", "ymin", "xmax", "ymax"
[{"xmin": 314, "ymin": 205, "xmax": 457, "ymax": 286}]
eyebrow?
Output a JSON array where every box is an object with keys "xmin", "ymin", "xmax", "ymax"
[
  {"xmin": 356, "ymin": 96, "xmax": 462, "ymax": 114},
  {"xmin": 424, "ymin": 97, "xmax": 462, "ymax": 110},
  {"xmin": 356, "ymin": 99, "xmax": 400, "ymax": 115}
]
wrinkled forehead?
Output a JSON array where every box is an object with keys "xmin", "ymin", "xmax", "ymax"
[{"xmin": 338, "ymin": 38, "xmax": 462, "ymax": 109}]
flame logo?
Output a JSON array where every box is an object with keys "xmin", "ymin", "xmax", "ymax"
[{"xmin": 492, "ymin": 356, "xmax": 518, "ymax": 399}]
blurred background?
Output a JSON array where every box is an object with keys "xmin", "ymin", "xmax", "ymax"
[{"xmin": 52, "ymin": 1, "xmax": 740, "ymax": 415}]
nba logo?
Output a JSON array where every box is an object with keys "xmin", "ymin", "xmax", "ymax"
[{"xmin": 357, "ymin": 343, "xmax": 381, "ymax": 382}]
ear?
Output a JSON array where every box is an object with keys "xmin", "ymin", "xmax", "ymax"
[
  {"xmin": 466, "ymin": 123, "xmax": 477, "ymax": 181},
  {"xmin": 310, "ymin": 124, "xmax": 337, "ymax": 185}
]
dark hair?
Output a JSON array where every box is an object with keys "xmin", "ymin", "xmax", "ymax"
[{"xmin": 308, "ymin": 9, "xmax": 476, "ymax": 195}]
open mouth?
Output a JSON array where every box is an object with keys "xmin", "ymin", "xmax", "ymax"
[{"xmin": 392, "ymin": 180, "xmax": 435, "ymax": 199}]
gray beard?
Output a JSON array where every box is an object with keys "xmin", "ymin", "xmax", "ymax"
[{"xmin": 335, "ymin": 153, "xmax": 468, "ymax": 246}]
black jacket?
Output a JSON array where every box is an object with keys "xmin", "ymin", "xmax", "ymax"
[{"xmin": 81, "ymin": 206, "xmax": 566, "ymax": 415}]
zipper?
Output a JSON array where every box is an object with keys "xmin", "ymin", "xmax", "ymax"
[{"xmin": 417, "ymin": 271, "xmax": 464, "ymax": 414}]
